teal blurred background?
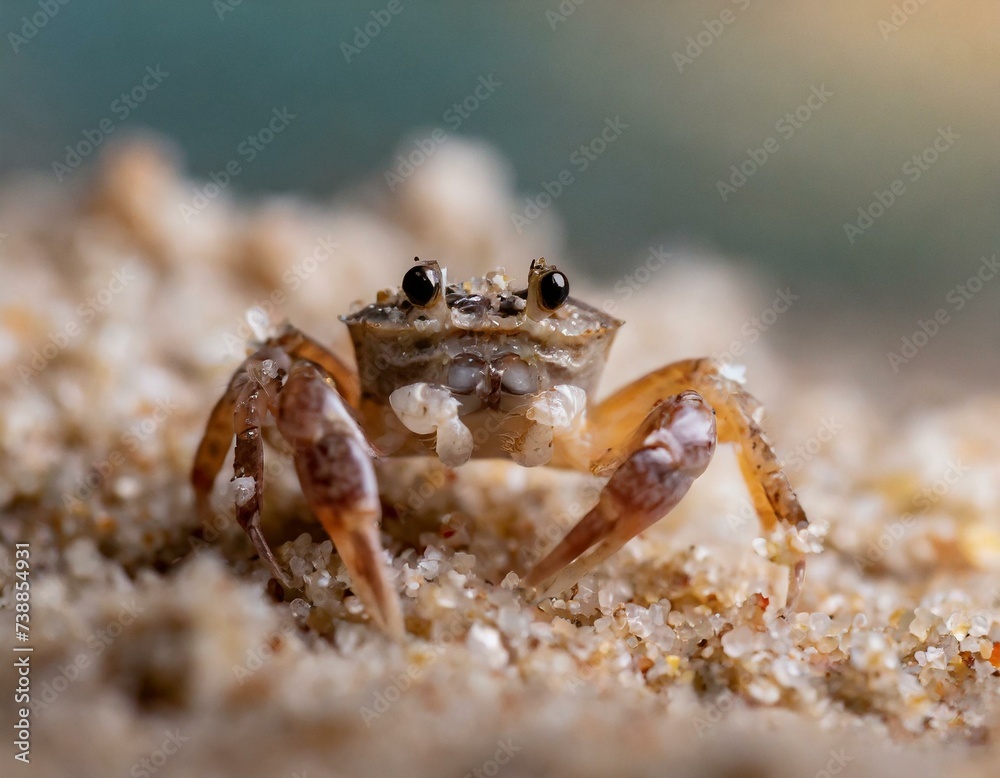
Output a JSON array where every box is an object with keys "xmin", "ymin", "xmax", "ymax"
[{"xmin": 2, "ymin": 1, "xmax": 998, "ymax": 311}]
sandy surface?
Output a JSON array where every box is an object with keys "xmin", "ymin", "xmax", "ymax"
[{"xmin": 0, "ymin": 138, "xmax": 998, "ymax": 778}]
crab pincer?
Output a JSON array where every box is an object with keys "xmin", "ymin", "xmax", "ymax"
[{"xmin": 192, "ymin": 258, "xmax": 809, "ymax": 636}]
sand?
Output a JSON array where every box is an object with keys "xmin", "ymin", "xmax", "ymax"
[{"xmin": 0, "ymin": 138, "xmax": 998, "ymax": 778}]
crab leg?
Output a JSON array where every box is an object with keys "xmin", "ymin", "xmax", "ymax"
[
  {"xmin": 591, "ymin": 358, "xmax": 807, "ymax": 534},
  {"xmin": 524, "ymin": 391, "xmax": 716, "ymax": 596},
  {"xmin": 191, "ymin": 370, "xmax": 247, "ymax": 523},
  {"xmin": 233, "ymin": 375, "xmax": 293, "ymax": 587},
  {"xmin": 191, "ymin": 345, "xmax": 288, "ymax": 531},
  {"xmin": 191, "ymin": 342, "xmax": 284, "ymax": 523},
  {"xmin": 277, "ymin": 362, "xmax": 403, "ymax": 639},
  {"xmin": 191, "ymin": 328, "xmax": 353, "ymax": 517},
  {"xmin": 527, "ymin": 358, "xmax": 808, "ymax": 604},
  {"xmin": 275, "ymin": 324, "xmax": 361, "ymax": 409}
]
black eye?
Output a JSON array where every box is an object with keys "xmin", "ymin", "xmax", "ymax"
[
  {"xmin": 538, "ymin": 270, "xmax": 569, "ymax": 311},
  {"xmin": 402, "ymin": 265, "xmax": 441, "ymax": 306}
]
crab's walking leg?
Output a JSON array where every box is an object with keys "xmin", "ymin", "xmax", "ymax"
[
  {"xmin": 192, "ymin": 330, "xmax": 355, "ymax": 510},
  {"xmin": 233, "ymin": 372, "xmax": 293, "ymax": 587},
  {"xmin": 191, "ymin": 371, "xmax": 246, "ymax": 523},
  {"xmin": 276, "ymin": 324, "xmax": 361, "ymax": 409},
  {"xmin": 277, "ymin": 362, "xmax": 403, "ymax": 639},
  {"xmin": 191, "ymin": 346, "xmax": 290, "ymax": 571},
  {"xmin": 524, "ymin": 391, "xmax": 716, "ymax": 596}
]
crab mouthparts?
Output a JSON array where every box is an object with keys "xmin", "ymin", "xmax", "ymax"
[{"xmin": 447, "ymin": 352, "xmax": 538, "ymax": 409}]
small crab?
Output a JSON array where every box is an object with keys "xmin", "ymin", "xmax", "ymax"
[{"xmin": 192, "ymin": 258, "xmax": 809, "ymax": 637}]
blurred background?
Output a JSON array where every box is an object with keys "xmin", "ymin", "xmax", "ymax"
[
  {"xmin": 1, "ymin": 1, "xmax": 998, "ymax": 382},
  {"xmin": 3, "ymin": 8, "xmax": 1000, "ymax": 775}
]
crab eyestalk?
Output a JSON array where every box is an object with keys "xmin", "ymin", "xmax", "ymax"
[
  {"xmin": 402, "ymin": 257, "xmax": 449, "ymax": 319},
  {"xmin": 525, "ymin": 257, "xmax": 570, "ymax": 321}
]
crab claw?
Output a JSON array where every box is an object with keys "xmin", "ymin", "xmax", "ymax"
[
  {"xmin": 278, "ymin": 362, "xmax": 405, "ymax": 640},
  {"xmin": 312, "ymin": 506, "xmax": 404, "ymax": 640},
  {"xmin": 523, "ymin": 391, "xmax": 716, "ymax": 599},
  {"xmin": 292, "ymin": 437, "xmax": 405, "ymax": 640}
]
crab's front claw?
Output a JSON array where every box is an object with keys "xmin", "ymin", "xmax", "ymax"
[
  {"xmin": 279, "ymin": 362, "xmax": 405, "ymax": 640},
  {"xmin": 389, "ymin": 383, "xmax": 474, "ymax": 468},
  {"xmin": 311, "ymin": 504, "xmax": 404, "ymax": 640},
  {"xmin": 523, "ymin": 391, "xmax": 716, "ymax": 599}
]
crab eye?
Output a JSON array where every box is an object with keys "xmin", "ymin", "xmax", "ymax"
[
  {"xmin": 402, "ymin": 264, "xmax": 442, "ymax": 307},
  {"xmin": 538, "ymin": 270, "xmax": 569, "ymax": 311}
]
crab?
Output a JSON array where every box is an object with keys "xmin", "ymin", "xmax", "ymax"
[{"xmin": 192, "ymin": 258, "xmax": 809, "ymax": 638}]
